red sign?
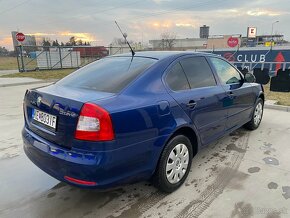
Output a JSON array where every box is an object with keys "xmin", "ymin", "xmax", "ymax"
[
  {"xmin": 227, "ymin": 37, "xmax": 239, "ymax": 47},
  {"xmin": 16, "ymin": 32, "xmax": 25, "ymax": 42},
  {"xmin": 223, "ymin": 52, "xmax": 235, "ymax": 62},
  {"xmin": 274, "ymin": 52, "xmax": 285, "ymax": 74}
]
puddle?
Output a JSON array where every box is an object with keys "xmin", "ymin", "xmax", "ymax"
[
  {"xmin": 231, "ymin": 202, "xmax": 253, "ymax": 218},
  {"xmin": 226, "ymin": 143, "xmax": 246, "ymax": 153},
  {"xmin": 260, "ymin": 142, "xmax": 276, "ymax": 155},
  {"xmin": 268, "ymin": 182, "xmax": 278, "ymax": 189},
  {"xmin": 282, "ymin": 186, "xmax": 290, "ymax": 200},
  {"xmin": 263, "ymin": 157, "xmax": 279, "ymax": 166},
  {"xmin": 247, "ymin": 167, "xmax": 260, "ymax": 173}
]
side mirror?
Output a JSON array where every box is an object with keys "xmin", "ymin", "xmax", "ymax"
[{"xmin": 244, "ymin": 73, "xmax": 256, "ymax": 83}]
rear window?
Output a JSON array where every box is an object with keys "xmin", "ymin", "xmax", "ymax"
[{"xmin": 57, "ymin": 57, "xmax": 157, "ymax": 93}]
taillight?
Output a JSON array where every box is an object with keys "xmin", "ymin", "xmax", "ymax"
[{"xmin": 75, "ymin": 103, "xmax": 115, "ymax": 141}]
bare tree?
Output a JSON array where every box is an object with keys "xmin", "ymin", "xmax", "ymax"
[
  {"xmin": 76, "ymin": 39, "xmax": 83, "ymax": 46},
  {"xmin": 111, "ymin": 38, "xmax": 134, "ymax": 46},
  {"xmin": 112, "ymin": 38, "xmax": 126, "ymax": 46},
  {"xmin": 160, "ymin": 32, "xmax": 177, "ymax": 50}
]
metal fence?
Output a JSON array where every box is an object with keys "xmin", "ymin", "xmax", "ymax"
[
  {"xmin": 233, "ymin": 61, "xmax": 290, "ymax": 76},
  {"xmin": 15, "ymin": 45, "xmax": 290, "ymax": 78},
  {"xmin": 15, "ymin": 45, "xmax": 134, "ymax": 72}
]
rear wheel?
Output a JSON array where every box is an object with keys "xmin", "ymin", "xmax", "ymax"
[
  {"xmin": 153, "ymin": 135, "xmax": 193, "ymax": 193},
  {"xmin": 245, "ymin": 98, "xmax": 264, "ymax": 130}
]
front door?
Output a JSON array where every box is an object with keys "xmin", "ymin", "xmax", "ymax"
[{"xmin": 208, "ymin": 57, "xmax": 256, "ymax": 131}]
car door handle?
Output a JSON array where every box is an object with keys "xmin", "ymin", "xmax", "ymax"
[
  {"xmin": 187, "ymin": 100, "xmax": 197, "ymax": 108},
  {"xmin": 227, "ymin": 91, "xmax": 235, "ymax": 97}
]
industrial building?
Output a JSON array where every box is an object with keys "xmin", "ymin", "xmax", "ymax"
[
  {"xmin": 149, "ymin": 25, "xmax": 286, "ymax": 50},
  {"xmin": 149, "ymin": 38, "xmax": 207, "ymax": 50}
]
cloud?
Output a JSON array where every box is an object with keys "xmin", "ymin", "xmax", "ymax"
[
  {"xmin": 246, "ymin": 9, "xmax": 288, "ymax": 17},
  {"xmin": 0, "ymin": 37, "xmax": 13, "ymax": 49},
  {"xmin": 59, "ymin": 32, "xmax": 97, "ymax": 42},
  {"xmin": 176, "ymin": 23, "xmax": 194, "ymax": 27},
  {"xmin": 0, "ymin": 0, "xmax": 290, "ymax": 49},
  {"xmin": 26, "ymin": 33, "xmax": 56, "ymax": 36}
]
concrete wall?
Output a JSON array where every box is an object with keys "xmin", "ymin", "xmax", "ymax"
[
  {"xmin": 149, "ymin": 38, "xmax": 207, "ymax": 50},
  {"xmin": 206, "ymin": 35, "xmax": 241, "ymax": 49}
]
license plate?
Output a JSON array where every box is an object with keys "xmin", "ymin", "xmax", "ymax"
[{"xmin": 32, "ymin": 109, "xmax": 57, "ymax": 129}]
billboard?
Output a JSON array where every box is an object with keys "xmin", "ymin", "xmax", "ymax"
[
  {"xmin": 247, "ymin": 27, "xmax": 257, "ymax": 38},
  {"xmin": 209, "ymin": 48, "xmax": 290, "ymax": 75}
]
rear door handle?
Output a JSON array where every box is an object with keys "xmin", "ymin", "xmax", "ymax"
[
  {"xmin": 227, "ymin": 91, "xmax": 235, "ymax": 98},
  {"xmin": 187, "ymin": 100, "xmax": 197, "ymax": 108}
]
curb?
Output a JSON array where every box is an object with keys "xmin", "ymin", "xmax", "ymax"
[
  {"xmin": 0, "ymin": 79, "xmax": 57, "ymax": 88},
  {"xmin": 264, "ymin": 103, "xmax": 290, "ymax": 112}
]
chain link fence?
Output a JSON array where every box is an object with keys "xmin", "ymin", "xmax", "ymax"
[{"xmin": 15, "ymin": 45, "xmax": 135, "ymax": 72}]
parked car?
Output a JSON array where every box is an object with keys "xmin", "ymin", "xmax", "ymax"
[{"xmin": 22, "ymin": 51, "xmax": 264, "ymax": 192}]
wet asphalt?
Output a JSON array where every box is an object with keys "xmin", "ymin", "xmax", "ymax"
[{"xmin": 1, "ymin": 83, "xmax": 290, "ymax": 218}]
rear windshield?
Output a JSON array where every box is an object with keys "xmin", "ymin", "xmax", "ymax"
[{"xmin": 57, "ymin": 57, "xmax": 157, "ymax": 93}]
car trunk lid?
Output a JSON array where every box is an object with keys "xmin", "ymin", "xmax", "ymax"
[{"xmin": 23, "ymin": 84, "xmax": 114, "ymax": 148}]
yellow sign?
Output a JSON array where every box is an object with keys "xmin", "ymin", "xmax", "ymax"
[{"xmin": 265, "ymin": 41, "xmax": 275, "ymax": 47}]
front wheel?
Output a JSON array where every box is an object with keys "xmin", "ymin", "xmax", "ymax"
[
  {"xmin": 245, "ymin": 98, "xmax": 264, "ymax": 130},
  {"xmin": 152, "ymin": 135, "xmax": 193, "ymax": 193}
]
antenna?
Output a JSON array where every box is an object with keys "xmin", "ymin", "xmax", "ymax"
[{"xmin": 115, "ymin": 21, "xmax": 135, "ymax": 57}]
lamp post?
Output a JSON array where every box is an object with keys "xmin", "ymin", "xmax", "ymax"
[{"xmin": 271, "ymin": 20, "xmax": 279, "ymax": 49}]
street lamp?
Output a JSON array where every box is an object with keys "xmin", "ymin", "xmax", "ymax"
[{"xmin": 271, "ymin": 20, "xmax": 279, "ymax": 48}]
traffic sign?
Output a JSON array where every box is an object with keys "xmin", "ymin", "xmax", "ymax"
[{"xmin": 16, "ymin": 32, "xmax": 25, "ymax": 42}]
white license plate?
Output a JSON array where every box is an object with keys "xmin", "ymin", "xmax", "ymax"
[{"xmin": 33, "ymin": 109, "xmax": 57, "ymax": 129}]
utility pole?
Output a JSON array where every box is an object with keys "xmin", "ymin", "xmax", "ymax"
[{"xmin": 271, "ymin": 20, "xmax": 279, "ymax": 49}]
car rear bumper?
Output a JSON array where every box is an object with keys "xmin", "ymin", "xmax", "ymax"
[{"xmin": 22, "ymin": 127, "xmax": 164, "ymax": 189}]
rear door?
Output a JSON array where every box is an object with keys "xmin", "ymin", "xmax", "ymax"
[
  {"xmin": 165, "ymin": 56, "xmax": 228, "ymax": 146},
  {"xmin": 208, "ymin": 57, "xmax": 256, "ymax": 130}
]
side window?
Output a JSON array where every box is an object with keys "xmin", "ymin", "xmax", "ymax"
[
  {"xmin": 210, "ymin": 57, "xmax": 242, "ymax": 85},
  {"xmin": 165, "ymin": 63, "xmax": 190, "ymax": 91},
  {"xmin": 180, "ymin": 57, "xmax": 216, "ymax": 89}
]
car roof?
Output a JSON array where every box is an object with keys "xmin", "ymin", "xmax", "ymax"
[{"xmin": 111, "ymin": 51, "xmax": 219, "ymax": 60}]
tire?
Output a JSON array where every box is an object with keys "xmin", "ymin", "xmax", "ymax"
[
  {"xmin": 152, "ymin": 135, "xmax": 193, "ymax": 193},
  {"xmin": 245, "ymin": 98, "xmax": 264, "ymax": 130}
]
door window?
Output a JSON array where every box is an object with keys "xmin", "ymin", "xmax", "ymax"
[
  {"xmin": 165, "ymin": 63, "xmax": 190, "ymax": 91},
  {"xmin": 180, "ymin": 57, "xmax": 216, "ymax": 89},
  {"xmin": 210, "ymin": 57, "xmax": 242, "ymax": 85}
]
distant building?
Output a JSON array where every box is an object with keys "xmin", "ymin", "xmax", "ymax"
[
  {"xmin": 206, "ymin": 35, "xmax": 242, "ymax": 49},
  {"xmin": 149, "ymin": 34, "xmax": 243, "ymax": 50},
  {"xmin": 241, "ymin": 34, "xmax": 285, "ymax": 47},
  {"xmin": 200, "ymin": 25, "xmax": 210, "ymax": 39},
  {"xmin": 149, "ymin": 38, "xmax": 207, "ymax": 50},
  {"xmin": 149, "ymin": 34, "xmax": 286, "ymax": 51}
]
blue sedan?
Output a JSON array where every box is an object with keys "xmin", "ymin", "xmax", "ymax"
[{"xmin": 22, "ymin": 51, "xmax": 264, "ymax": 192}]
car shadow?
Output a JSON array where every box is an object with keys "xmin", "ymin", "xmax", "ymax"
[{"xmin": 2, "ymin": 128, "xmax": 250, "ymax": 218}]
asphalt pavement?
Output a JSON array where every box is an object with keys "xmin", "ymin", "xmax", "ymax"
[{"xmin": 1, "ymin": 83, "xmax": 290, "ymax": 218}]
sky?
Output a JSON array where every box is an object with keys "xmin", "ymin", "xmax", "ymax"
[{"xmin": 0, "ymin": 0, "xmax": 290, "ymax": 50}]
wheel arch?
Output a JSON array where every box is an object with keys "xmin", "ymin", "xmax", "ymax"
[
  {"xmin": 258, "ymin": 92, "xmax": 265, "ymax": 103},
  {"xmin": 164, "ymin": 125, "xmax": 199, "ymax": 157},
  {"xmin": 150, "ymin": 125, "xmax": 200, "ymax": 180}
]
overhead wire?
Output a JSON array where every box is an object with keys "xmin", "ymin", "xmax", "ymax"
[
  {"xmin": 121, "ymin": 0, "xmax": 227, "ymax": 22},
  {"xmin": 0, "ymin": 0, "xmax": 32, "ymax": 15},
  {"xmin": 39, "ymin": 0, "xmax": 145, "ymax": 26}
]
